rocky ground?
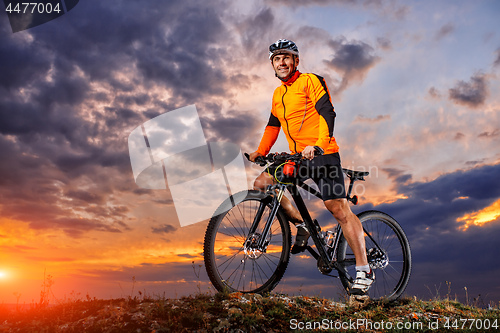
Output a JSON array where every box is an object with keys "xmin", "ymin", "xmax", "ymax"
[{"xmin": 1, "ymin": 292, "xmax": 499, "ymax": 332}]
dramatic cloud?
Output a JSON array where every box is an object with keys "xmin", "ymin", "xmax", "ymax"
[
  {"xmin": 352, "ymin": 163, "xmax": 500, "ymax": 301},
  {"xmin": 494, "ymin": 48, "xmax": 500, "ymax": 68},
  {"xmin": 435, "ymin": 23, "xmax": 455, "ymax": 40},
  {"xmin": 200, "ymin": 107, "xmax": 261, "ymax": 144},
  {"xmin": 235, "ymin": 7, "xmax": 276, "ymax": 60},
  {"xmin": 478, "ymin": 129, "xmax": 500, "ymax": 139},
  {"xmin": 353, "ymin": 114, "xmax": 390, "ymax": 123},
  {"xmin": 448, "ymin": 73, "xmax": 489, "ymax": 108},
  {"xmin": 323, "ymin": 37, "xmax": 380, "ymax": 94},
  {"xmin": 0, "ymin": 0, "xmax": 252, "ymax": 238},
  {"xmin": 382, "ymin": 167, "xmax": 412, "ymax": 185},
  {"xmin": 376, "ymin": 37, "xmax": 392, "ymax": 50},
  {"xmin": 265, "ymin": 0, "xmax": 409, "ymax": 20},
  {"xmin": 151, "ymin": 224, "xmax": 177, "ymax": 234},
  {"xmin": 428, "ymin": 87, "xmax": 442, "ymax": 99}
]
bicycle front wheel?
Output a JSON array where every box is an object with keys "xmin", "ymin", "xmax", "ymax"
[
  {"xmin": 204, "ymin": 190, "xmax": 291, "ymax": 293},
  {"xmin": 337, "ymin": 210, "xmax": 411, "ymax": 301}
]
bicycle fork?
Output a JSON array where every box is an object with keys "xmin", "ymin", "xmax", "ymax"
[{"xmin": 245, "ymin": 184, "xmax": 287, "ymax": 252}]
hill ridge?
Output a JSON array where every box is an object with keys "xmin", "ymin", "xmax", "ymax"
[{"xmin": 1, "ymin": 292, "xmax": 499, "ymax": 332}]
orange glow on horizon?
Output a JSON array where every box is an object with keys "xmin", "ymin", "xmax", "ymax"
[
  {"xmin": 0, "ymin": 215, "xmax": 209, "ymax": 303},
  {"xmin": 457, "ymin": 199, "xmax": 500, "ymax": 231}
]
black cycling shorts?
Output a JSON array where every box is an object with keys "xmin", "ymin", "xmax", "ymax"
[{"xmin": 266, "ymin": 152, "xmax": 346, "ymax": 201}]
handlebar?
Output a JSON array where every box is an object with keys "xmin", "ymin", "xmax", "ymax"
[{"xmin": 244, "ymin": 147, "xmax": 324, "ymax": 166}]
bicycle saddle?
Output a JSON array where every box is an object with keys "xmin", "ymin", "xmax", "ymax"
[{"xmin": 343, "ymin": 168, "xmax": 369, "ymax": 181}]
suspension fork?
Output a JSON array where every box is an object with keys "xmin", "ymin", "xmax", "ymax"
[{"xmin": 246, "ymin": 185, "xmax": 287, "ymax": 249}]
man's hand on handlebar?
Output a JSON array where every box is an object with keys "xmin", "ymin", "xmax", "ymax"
[
  {"xmin": 302, "ymin": 145, "xmax": 324, "ymax": 160},
  {"xmin": 301, "ymin": 146, "xmax": 316, "ymax": 160},
  {"xmin": 248, "ymin": 151, "xmax": 263, "ymax": 163},
  {"xmin": 245, "ymin": 151, "xmax": 267, "ymax": 166}
]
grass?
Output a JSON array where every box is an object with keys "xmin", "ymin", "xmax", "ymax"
[{"xmin": 0, "ymin": 291, "xmax": 499, "ymax": 332}]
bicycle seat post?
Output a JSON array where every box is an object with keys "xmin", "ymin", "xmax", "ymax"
[
  {"xmin": 346, "ymin": 176, "xmax": 355, "ymax": 199},
  {"xmin": 343, "ymin": 169, "xmax": 369, "ymax": 205}
]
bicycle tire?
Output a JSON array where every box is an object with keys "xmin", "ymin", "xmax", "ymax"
[
  {"xmin": 337, "ymin": 210, "xmax": 411, "ymax": 301},
  {"xmin": 204, "ymin": 190, "xmax": 291, "ymax": 293}
]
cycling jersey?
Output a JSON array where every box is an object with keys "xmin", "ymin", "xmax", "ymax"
[{"xmin": 256, "ymin": 71, "xmax": 339, "ymax": 156}]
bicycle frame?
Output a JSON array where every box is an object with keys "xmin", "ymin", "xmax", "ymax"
[
  {"xmin": 207, "ymin": 153, "xmax": 410, "ymax": 299},
  {"xmin": 245, "ymin": 178, "xmax": 354, "ymax": 283}
]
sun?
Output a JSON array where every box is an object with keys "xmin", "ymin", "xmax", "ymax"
[{"xmin": 0, "ymin": 271, "xmax": 7, "ymax": 279}]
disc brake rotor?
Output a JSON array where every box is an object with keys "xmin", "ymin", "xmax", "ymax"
[
  {"xmin": 368, "ymin": 247, "xmax": 388, "ymax": 269},
  {"xmin": 243, "ymin": 233, "xmax": 268, "ymax": 259}
]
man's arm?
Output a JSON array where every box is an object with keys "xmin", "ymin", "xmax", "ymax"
[
  {"xmin": 307, "ymin": 74, "xmax": 336, "ymax": 151},
  {"xmin": 250, "ymin": 112, "xmax": 281, "ymax": 161}
]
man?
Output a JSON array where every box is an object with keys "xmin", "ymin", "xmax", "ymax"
[{"xmin": 248, "ymin": 39, "xmax": 374, "ymax": 295}]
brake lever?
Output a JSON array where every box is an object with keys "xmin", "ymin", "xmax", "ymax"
[
  {"xmin": 255, "ymin": 157, "xmax": 267, "ymax": 167},
  {"xmin": 313, "ymin": 146, "xmax": 324, "ymax": 156},
  {"xmin": 244, "ymin": 153, "xmax": 267, "ymax": 167}
]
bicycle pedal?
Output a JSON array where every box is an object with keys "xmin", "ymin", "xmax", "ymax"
[{"xmin": 291, "ymin": 244, "xmax": 307, "ymax": 254}]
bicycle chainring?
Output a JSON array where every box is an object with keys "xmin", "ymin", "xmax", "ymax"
[{"xmin": 317, "ymin": 257, "xmax": 333, "ymax": 274}]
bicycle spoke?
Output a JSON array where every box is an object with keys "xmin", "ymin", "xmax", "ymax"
[
  {"xmin": 237, "ymin": 257, "xmax": 248, "ymax": 291},
  {"xmin": 205, "ymin": 192, "xmax": 291, "ymax": 293},
  {"xmin": 222, "ymin": 214, "xmax": 246, "ymax": 240},
  {"xmin": 226, "ymin": 258, "xmax": 245, "ymax": 286},
  {"xmin": 378, "ymin": 264, "xmax": 399, "ymax": 282},
  {"xmin": 264, "ymin": 252, "xmax": 281, "ymax": 260},
  {"xmin": 251, "ymin": 260, "xmax": 260, "ymax": 289},
  {"xmin": 216, "ymin": 229, "xmax": 245, "ymax": 243},
  {"xmin": 254, "ymin": 257, "xmax": 271, "ymax": 281},
  {"xmin": 261, "ymin": 253, "xmax": 279, "ymax": 272},
  {"xmin": 217, "ymin": 249, "xmax": 243, "ymax": 276},
  {"xmin": 234, "ymin": 204, "xmax": 251, "ymax": 237},
  {"xmin": 337, "ymin": 211, "xmax": 411, "ymax": 301}
]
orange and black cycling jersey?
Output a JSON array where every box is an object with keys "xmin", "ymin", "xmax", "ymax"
[{"xmin": 256, "ymin": 71, "xmax": 339, "ymax": 156}]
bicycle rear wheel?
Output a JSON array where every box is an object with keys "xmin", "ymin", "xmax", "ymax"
[
  {"xmin": 204, "ymin": 190, "xmax": 291, "ymax": 293},
  {"xmin": 337, "ymin": 210, "xmax": 411, "ymax": 301}
]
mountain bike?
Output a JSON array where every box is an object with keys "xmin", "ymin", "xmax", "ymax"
[{"xmin": 203, "ymin": 152, "xmax": 411, "ymax": 301}]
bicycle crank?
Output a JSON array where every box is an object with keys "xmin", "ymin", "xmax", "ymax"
[{"xmin": 317, "ymin": 257, "xmax": 333, "ymax": 274}]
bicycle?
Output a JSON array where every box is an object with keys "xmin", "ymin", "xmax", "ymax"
[{"xmin": 203, "ymin": 151, "xmax": 411, "ymax": 301}]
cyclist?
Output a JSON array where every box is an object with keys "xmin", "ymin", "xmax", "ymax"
[{"xmin": 248, "ymin": 39, "xmax": 374, "ymax": 295}]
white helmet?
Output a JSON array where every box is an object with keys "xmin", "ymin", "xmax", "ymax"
[{"xmin": 269, "ymin": 39, "xmax": 299, "ymax": 60}]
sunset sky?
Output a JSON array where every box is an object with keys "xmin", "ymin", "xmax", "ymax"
[{"xmin": 1, "ymin": 0, "xmax": 500, "ymax": 305}]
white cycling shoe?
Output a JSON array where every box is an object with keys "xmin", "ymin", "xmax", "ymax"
[{"xmin": 350, "ymin": 269, "xmax": 375, "ymax": 295}]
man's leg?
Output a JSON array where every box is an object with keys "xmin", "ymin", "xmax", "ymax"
[
  {"xmin": 253, "ymin": 172, "xmax": 302, "ymax": 224},
  {"xmin": 253, "ymin": 172, "xmax": 309, "ymax": 253},
  {"xmin": 324, "ymin": 198, "xmax": 374, "ymax": 294},
  {"xmin": 324, "ymin": 198, "xmax": 367, "ymax": 266}
]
